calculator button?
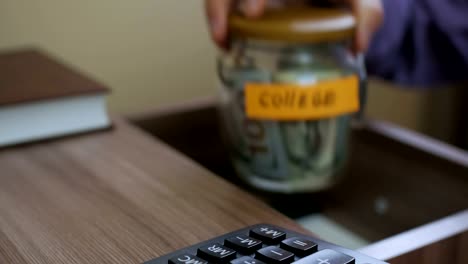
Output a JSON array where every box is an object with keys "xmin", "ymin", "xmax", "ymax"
[
  {"xmin": 250, "ymin": 226, "xmax": 286, "ymax": 244},
  {"xmin": 169, "ymin": 254, "xmax": 208, "ymax": 264},
  {"xmin": 293, "ymin": 249, "xmax": 355, "ymax": 264},
  {"xmin": 197, "ymin": 243, "xmax": 237, "ymax": 263},
  {"xmin": 225, "ymin": 235, "xmax": 262, "ymax": 254},
  {"xmin": 255, "ymin": 246, "xmax": 294, "ymax": 264},
  {"xmin": 231, "ymin": 256, "xmax": 265, "ymax": 264},
  {"xmin": 280, "ymin": 237, "xmax": 317, "ymax": 257}
]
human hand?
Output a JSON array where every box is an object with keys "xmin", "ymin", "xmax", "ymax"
[{"xmin": 204, "ymin": 0, "xmax": 383, "ymax": 52}]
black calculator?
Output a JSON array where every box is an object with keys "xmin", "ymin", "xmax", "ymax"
[{"xmin": 143, "ymin": 224, "xmax": 388, "ymax": 264}]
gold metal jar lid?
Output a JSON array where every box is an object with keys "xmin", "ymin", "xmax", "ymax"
[{"xmin": 228, "ymin": 7, "xmax": 356, "ymax": 43}]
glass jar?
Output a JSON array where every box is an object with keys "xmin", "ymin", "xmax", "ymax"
[{"xmin": 217, "ymin": 7, "xmax": 363, "ymax": 194}]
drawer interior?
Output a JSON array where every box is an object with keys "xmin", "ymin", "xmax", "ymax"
[{"xmin": 130, "ymin": 100, "xmax": 468, "ymax": 249}]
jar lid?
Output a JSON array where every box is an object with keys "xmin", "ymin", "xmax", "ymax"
[{"xmin": 228, "ymin": 7, "xmax": 356, "ymax": 43}]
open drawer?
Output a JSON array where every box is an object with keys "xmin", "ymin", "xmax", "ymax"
[{"xmin": 129, "ymin": 97, "xmax": 468, "ymax": 264}]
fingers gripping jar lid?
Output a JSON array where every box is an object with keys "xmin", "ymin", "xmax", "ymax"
[{"xmin": 228, "ymin": 6, "xmax": 356, "ymax": 43}]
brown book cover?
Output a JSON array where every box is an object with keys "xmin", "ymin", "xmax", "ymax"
[
  {"xmin": 0, "ymin": 48, "xmax": 111, "ymax": 148},
  {"xmin": 0, "ymin": 48, "xmax": 109, "ymax": 107}
]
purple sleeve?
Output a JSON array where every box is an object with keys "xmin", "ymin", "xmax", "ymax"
[{"xmin": 365, "ymin": 0, "xmax": 468, "ymax": 87}]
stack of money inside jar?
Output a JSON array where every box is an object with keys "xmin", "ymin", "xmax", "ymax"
[{"xmin": 217, "ymin": 6, "xmax": 363, "ymax": 194}]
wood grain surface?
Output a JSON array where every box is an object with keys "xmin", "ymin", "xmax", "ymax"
[{"xmin": 0, "ymin": 118, "xmax": 303, "ymax": 264}]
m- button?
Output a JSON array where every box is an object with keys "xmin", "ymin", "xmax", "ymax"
[{"xmin": 225, "ymin": 235, "xmax": 262, "ymax": 254}]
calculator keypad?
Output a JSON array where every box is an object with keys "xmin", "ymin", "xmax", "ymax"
[{"xmin": 143, "ymin": 224, "xmax": 388, "ymax": 264}]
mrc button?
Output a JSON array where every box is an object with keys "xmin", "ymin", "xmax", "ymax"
[{"xmin": 169, "ymin": 254, "xmax": 208, "ymax": 264}]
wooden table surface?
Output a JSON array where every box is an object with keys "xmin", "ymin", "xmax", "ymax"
[{"xmin": 0, "ymin": 118, "xmax": 303, "ymax": 264}]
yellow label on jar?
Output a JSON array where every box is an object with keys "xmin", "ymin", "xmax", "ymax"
[{"xmin": 245, "ymin": 75, "xmax": 360, "ymax": 120}]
